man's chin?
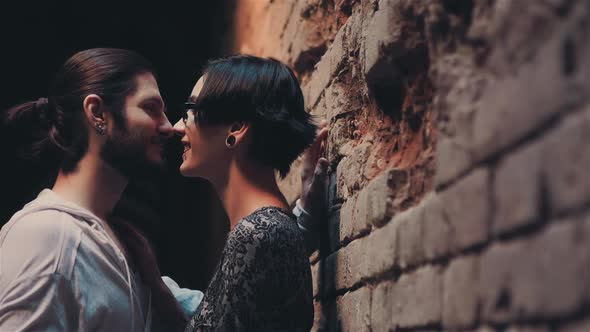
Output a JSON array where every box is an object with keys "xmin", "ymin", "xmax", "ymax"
[{"xmin": 101, "ymin": 150, "xmax": 165, "ymax": 180}]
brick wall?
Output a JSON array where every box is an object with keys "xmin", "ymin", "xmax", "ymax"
[{"xmin": 231, "ymin": 0, "xmax": 590, "ymax": 331}]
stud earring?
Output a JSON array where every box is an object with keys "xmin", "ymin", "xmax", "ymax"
[
  {"xmin": 95, "ymin": 122, "xmax": 106, "ymax": 135},
  {"xmin": 226, "ymin": 135, "xmax": 236, "ymax": 147}
]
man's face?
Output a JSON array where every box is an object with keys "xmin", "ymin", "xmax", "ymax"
[{"xmin": 101, "ymin": 72, "xmax": 173, "ymax": 179}]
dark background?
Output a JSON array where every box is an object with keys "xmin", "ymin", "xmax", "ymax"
[{"xmin": 0, "ymin": 0, "xmax": 236, "ymax": 290}]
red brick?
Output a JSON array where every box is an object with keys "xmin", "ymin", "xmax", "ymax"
[
  {"xmin": 421, "ymin": 193, "xmax": 452, "ymax": 261},
  {"xmin": 303, "ymin": 55, "xmax": 332, "ymax": 109},
  {"xmin": 328, "ymin": 116, "xmax": 357, "ymax": 163},
  {"xmin": 443, "ymin": 255, "xmax": 480, "ymax": 329},
  {"xmin": 480, "ymin": 215, "xmax": 590, "ymax": 323},
  {"xmin": 303, "ymin": 14, "xmax": 349, "ymax": 108},
  {"xmin": 541, "ymin": 105, "xmax": 590, "ymax": 215},
  {"xmin": 323, "ymin": 82, "xmax": 357, "ymax": 121},
  {"xmin": 393, "ymin": 266, "xmax": 443, "ymax": 328},
  {"xmin": 439, "ymin": 168, "xmax": 491, "ymax": 251},
  {"xmin": 266, "ymin": 0, "xmax": 298, "ymax": 57},
  {"xmin": 336, "ymin": 143, "xmax": 372, "ymax": 198},
  {"xmin": 339, "ymin": 196, "xmax": 357, "ymax": 244},
  {"xmin": 362, "ymin": 0, "xmax": 402, "ymax": 77},
  {"xmin": 560, "ymin": 318, "xmax": 590, "ymax": 332},
  {"xmin": 493, "ymin": 141, "xmax": 543, "ymax": 235},
  {"xmin": 371, "ymin": 280, "xmax": 395, "ymax": 332},
  {"xmin": 471, "ymin": 5, "xmax": 589, "ymax": 162},
  {"xmin": 370, "ymin": 258, "xmax": 445, "ymax": 331},
  {"xmin": 280, "ymin": 0, "xmax": 307, "ymax": 60},
  {"xmin": 366, "ymin": 214, "xmax": 398, "ymax": 278},
  {"xmin": 324, "ymin": 236, "xmax": 371, "ymax": 293},
  {"xmin": 505, "ymin": 327, "xmax": 550, "ymax": 332},
  {"xmin": 435, "ymin": 135, "xmax": 475, "ymax": 188},
  {"xmin": 339, "ymin": 168, "xmax": 411, "ymax": 243},
  {"xmin": 336, "ymin": 287, "xmax": 372, "ymax": 332},
  {"xmin": 310, "ymin": 92, "xmax": 328, "ymax": 118},
  {"xmin": 468, "ymin": 326, "xmax": 498, "ymax": 332},
  {"xmin": 311, "ymin": 299, "xmax": 328, "ymax": 332},
  {"xmin": 366, "ymin": 169, "xmax": 410, "ymax": 228},
  {"xmin": 397, "ymin": 205, "xmax": 425, "ymax": 269},
  {"xmin": 430, "ymin": 52, "xmax": 487, "ymax": 187}
]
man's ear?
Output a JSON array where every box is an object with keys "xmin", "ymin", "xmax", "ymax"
[
  {"xmin": 226, "ymin": 122, "xmax": 250, "ymax": 148},
  {"xmin": 83, "ymin": 94, "xmax": 107, "ymax": 135}
]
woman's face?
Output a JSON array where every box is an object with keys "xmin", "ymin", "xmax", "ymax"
[{"xmin": 173, "ymin": 76, "xmax": 228, "ymax": 178}]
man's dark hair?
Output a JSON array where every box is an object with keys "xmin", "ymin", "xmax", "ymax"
[
  {"xmin": 194, "ymin": 55, "xmax": 317, "ymax": 177},
  {"xmin": 3, "ymin": 48, "xmax": 155, "ymax": 173}
]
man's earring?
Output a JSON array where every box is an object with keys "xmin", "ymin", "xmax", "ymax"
[
  {"xmin": 95, "ymin": 122, "xmax": 106, "ymax": 135},
  {"xmin": 226, "ymin": 135, "xmax": 236, "ymax": 148}
]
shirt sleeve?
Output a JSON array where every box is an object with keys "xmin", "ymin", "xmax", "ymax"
[
  {"xmin": 0, "ymin": 273, "xmax": 79, "ymax": 332},
  {"xmin": 0, "ymin": 211, "xmax": 81, "ymax": 332},
  {"xmin": 293, "ymin": 199, "xmax": 319, "ymax": 256},
  {"xmin": 161, "ymin": 276, "xmax": 204, "ymax": 317}
]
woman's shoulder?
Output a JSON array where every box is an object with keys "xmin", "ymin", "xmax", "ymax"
[
  {"xmin": 231, "ymin": 207, "xmax": 303, "ymax": 245},
  {"xmin": 238, "ymin": 206, "xmax": 298, "ymax": 231}
]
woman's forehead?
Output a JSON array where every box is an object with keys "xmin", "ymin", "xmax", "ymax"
[{"xmin": 191, "ymin": 76, "xmax": 205, "ymax": 99}]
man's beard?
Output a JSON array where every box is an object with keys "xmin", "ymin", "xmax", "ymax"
[{"xmin": 100, "ymin": 128, "xmax": 165, "ymax": 180}]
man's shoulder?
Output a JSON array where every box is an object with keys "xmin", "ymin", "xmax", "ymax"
[
  {"xmin": 0, "ymin": 209, "xmax": 84, "ymax": 278},
  {"xmin": 4, "ymin": 208, "xmax": 84, "ymax": 242}
]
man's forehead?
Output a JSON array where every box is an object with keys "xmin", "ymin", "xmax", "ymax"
[{"xmin": 131, "ymin": 73, "xmax": 163, "ymax": 101}]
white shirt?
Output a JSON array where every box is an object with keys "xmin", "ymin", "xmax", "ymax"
[{"xmin": 0, "ymin": 189, "xmax": 152, "ymax": 331}]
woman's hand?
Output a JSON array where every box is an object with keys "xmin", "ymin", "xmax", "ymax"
[{"xmin": 300, "ymin": 121, "xmax": 329, "ymax": 221}]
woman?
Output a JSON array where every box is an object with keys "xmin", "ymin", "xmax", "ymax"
[{"xmin": 174, "ymin": 55, "xmax": 319, "ymax": 331}]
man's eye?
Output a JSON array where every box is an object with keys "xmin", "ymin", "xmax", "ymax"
[{"xmin": 144, "ymin": 104, "xmax": 157, "ymax": 113}]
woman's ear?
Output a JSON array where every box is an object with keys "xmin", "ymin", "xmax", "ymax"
[
  {"xmin": 83, "ymin": 94, "xmax": 107, "ymax": 135},
  {"xmin": 225, "ymin": 122, "xmax": 250, "ymax": 148}
]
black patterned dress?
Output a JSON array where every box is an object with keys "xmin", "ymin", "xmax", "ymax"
[{"xmin": 186, "ymin": 207, "xmax": 313, "ymax": 332}]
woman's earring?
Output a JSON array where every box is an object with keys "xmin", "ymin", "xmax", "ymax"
[
  {"xmin": 95, "ymin": 122, "xmax": 106, "ymax": 135},
  {"xmin": 226, "ymin": 135, "xmax": 236, "ymax": 148}
]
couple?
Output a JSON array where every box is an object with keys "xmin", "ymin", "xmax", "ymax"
[{"xmin": 0, "ymin": 48, "xmax": 328, "ymax": 331}]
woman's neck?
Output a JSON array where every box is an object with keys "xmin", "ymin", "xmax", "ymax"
[{"xmin": 213, "ymin": 161, "xmax": 288, "ymax": 230}]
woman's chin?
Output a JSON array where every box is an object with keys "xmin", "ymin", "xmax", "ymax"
[
  {"xmin": 179, "ymin": 163, "xmax": 197, "ymax": 178},
  {"xmin": 179, "ymin": 163, "xmax": 189, "ymax": 176}
]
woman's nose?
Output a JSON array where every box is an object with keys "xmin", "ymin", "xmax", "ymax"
[{"xmin": 172, "ymin": 119, "xmax": 185, "ymax": 137}]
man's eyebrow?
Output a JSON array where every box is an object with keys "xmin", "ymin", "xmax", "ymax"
[
  {"xmin": 143, "ymin": 96, "xmax": 167, "ymax": 112},
  {"xmin": 188, "ymin": 95, "xmax": 198, "ymax": 103}
]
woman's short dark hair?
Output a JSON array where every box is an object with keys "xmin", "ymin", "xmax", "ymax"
[
  {"xmin": 194, "ymin": 55, "xmax": 317, "ymax": 177},
  {"xmin": 3, "ymin": 48, "xmax": 155, "ymax": 173}
]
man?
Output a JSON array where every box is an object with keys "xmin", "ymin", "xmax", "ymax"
[{"xmin": 0, "ymin": 48, "xmax": 327, "ymax": 331}]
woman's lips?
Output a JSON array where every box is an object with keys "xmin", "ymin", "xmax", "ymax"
[{"xmin": 181, "ymin": 141, "xmax": 190, "ymax": 160}]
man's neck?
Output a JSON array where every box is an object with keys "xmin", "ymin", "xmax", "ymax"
[
  {"xmin": 52, "ymin": 153, "xmax": 128, "ymax": 221},
  {"xmin": 213, "ymin": 162, "xmax": 288, "ymax": 230}
]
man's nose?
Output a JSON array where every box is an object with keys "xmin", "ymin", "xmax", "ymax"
[{"xmin": 158, "ymin": 116, "xmax": 174, "ymax": 139}]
